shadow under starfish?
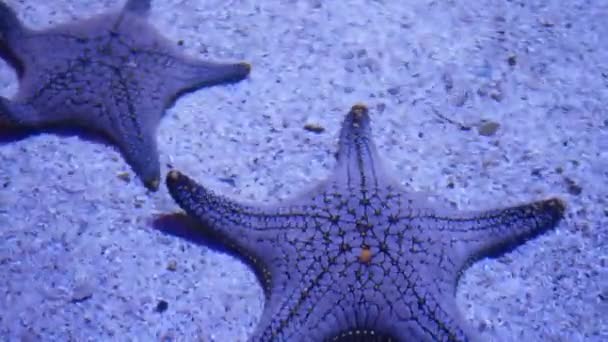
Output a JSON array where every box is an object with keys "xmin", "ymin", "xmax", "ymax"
[
  {"xmin": 165, "ymin": 104, "xmax": 565, "ymax": 342},
  {"xmin": 0, "ymin": 0, "xmax": 250, "ymax": 190}
]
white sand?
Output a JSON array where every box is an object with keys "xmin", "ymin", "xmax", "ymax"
[{"xmin": 0, "ymin": 0, "xmax": 606, "ymax": 341}]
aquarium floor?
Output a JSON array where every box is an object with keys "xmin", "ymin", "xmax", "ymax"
[{"xmin": 0, "ymin": 0, "xmax": 606, "ymax": 341}]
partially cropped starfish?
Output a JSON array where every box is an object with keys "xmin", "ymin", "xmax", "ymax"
[
  {"xmin": 0, "ymin": 0, "xmax": 250, "ymax": 190},
  {"xmin": 166, "ymin": 104, "xmax": 565, "ymax": 341}
]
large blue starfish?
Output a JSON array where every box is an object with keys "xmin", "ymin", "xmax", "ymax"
[
  {"xmin": 166, "ymin": 104, "xmax": 565, "ymax": 341},
  {"xmin": 0, "ymin": 0, "xmax": 250, "ymax": 190}
]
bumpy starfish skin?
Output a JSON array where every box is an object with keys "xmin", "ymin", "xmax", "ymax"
[
  {"xmin": 0, "ymin": 0, "xmax": 250, "ymax": 190},
  {"xmin": 166, "ymin": 104, "xmax": 565, "ymax": 342}
]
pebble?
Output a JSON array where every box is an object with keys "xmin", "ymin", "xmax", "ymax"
[{"xmin": 477, "ymin": 121, "xmax": 501, "ymax": 136}]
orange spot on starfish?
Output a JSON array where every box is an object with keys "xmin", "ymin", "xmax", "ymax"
[{"xmin": 359, "ymin": 246, "xmax": 372, "ymax": 264}]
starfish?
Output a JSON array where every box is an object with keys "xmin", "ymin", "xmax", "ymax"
[
  {"xmin": 0, "ymin": 0, "xmax": 250, "ymax": 190},
  {"xmin": 166, "ymin": 104, "xmax": 565, "ymax": 341}
]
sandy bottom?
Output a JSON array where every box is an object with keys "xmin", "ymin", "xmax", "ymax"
[{"xmin": 0, "ymin": 0, "xmax": 606, "ymax": 341}]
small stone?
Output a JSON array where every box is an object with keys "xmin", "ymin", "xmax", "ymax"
[
  {"xmin": 507, "ymin": 55, "xmax": 517, "ymax": 66},
  {"xmin": 134, "ymin": 195, "xmax": 146, "ymax": 208},
  {"xmin": 598, "ymin": 288, "xmax": 607, "ymax": 301},
  {"xmin": 387, "ymin": 86, "xmax": 400, "ymax": 96},
  {"xmin": 359, "ymin": 57, "xmax": 380, "ymax": 73},
  {"xmin": 564, "ymin": 177, "xmax": 582, "ymax": 195},
  {"xmin": 71, "ymin": 282, "xmax": 94, "ymax": 303},
  {"xmin": 116, "ymin": 171, "xmax": 131, "ymax": 183},
  {"xmin": 341, "ymin": 51, "xmax": 354, "ymax": 60},
  {"xmin": 538, "ymin": 17, "xmax": 555, "ymax": 27},
  {"xmin": 442, "ymin": 72, "xmax": 454, "ymax": 91},
  {"xmin": 156, "ymin": 300, "xmax": 169, "ymax": 313},
  {"xmin": 304, "ymin": 123, "xmax": 325, "ymax": 134},
  {"xmin": 477, "ymin": 121, "xmax": 500, "ymax": 136},
  {"xmin": 218, "ymin": 177, "xmax": 236, "ymax": 187},
  {"xmin": 167, "ymin": 260, "xmax": 178, "ymax": 271},
  {"xmin": 489, "ymin": 88, "xmax": 504, "ymax": 102}
]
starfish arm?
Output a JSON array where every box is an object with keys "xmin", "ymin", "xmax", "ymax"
[
  {"xmin": 91, "ymin": 85, "xmax": 167, "ymax": 191},
  {"xmin": 435, "ymin": 198, "xmax": 565, "ymax": 268},
  {"xmin": 109, "ymin": 117, "xmax": 161, "ymax": 191},
  {"xmin": 0, "ymin": 97, "xmax": 13, "ymax": 126},
  {"xmin": 0, "ymin": 1, "xmax": 27, "ymax": 75},
  {"xmin": 111, "ymin": 1, "xmax": 251, "ymax": 94},
  {"xmin": 166, "ymin": 170, "xmax": 313, "ymax": 270},
  {"xmin": 250, "ymin": 259, "xmax": 350, "ymax": 342},
  {"xmin": 250, "ymin": 247, "xmax": 347, "ymax": 341},
  {"xmin": 0, "ymin": 98, "xmax": 11, "ymax": 126},
  {"xmin": 333, "ymin": 104, "xmax": 389, "ymax": 191},
  {"xmin": 396, "ymin": 301, "xmax": 471, "ymax": 342},
  {"xmin": 125, "ymin": 47, "xmax": 250, "ymax": 106},
  {"xmin": 162, "ymin": 57, "xmax": 251, "ymax": 103},
  {"xmin": 0, "ymin": 1, "xmax": 25, "ymax": 44},
  {"xmin": 251, "ymin": 260, "xmax": 472, "ymax": 342},
  {"xmin": 3, "ymin": 91, "xmax": 163, "ymax": 190},
  {"xmin": 0, "ymin": 96, "xmax": 40, "ymax": 127}
]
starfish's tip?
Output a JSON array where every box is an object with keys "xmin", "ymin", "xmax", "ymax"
[
  {"xmin": 546, "ymin": 197, "xmax": 567, "ymax": 215},
  {"xmin": 532, "ymin": 197, "xmax": 566, "ymax": 221},
  {"xmin": 239, "ymin": 62, "xmax": 252, "ymax": 73},
  {"xmin": 167, "ymin": 170, "xmax": 182, "ymax": 182},
  {"xmin": 347, "ymin": 103, "xmax": 370, "ymax": 126},
  {"xmin": 351, "ymin": 103, "xmax": 369, "ymax": 113}
]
